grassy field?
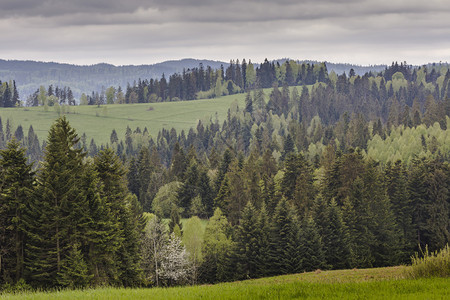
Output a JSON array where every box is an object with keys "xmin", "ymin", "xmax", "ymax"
[
  {"xmin": 2, "ymin": 266, "xmax": 449, "ymax": 299},
  {"xmin": 0, "ymin": 94, "xmax": 247, "ymax": 145},
  {"xmin": 0, "ymin": 85, "xmax": 310, "ymax": 146}
]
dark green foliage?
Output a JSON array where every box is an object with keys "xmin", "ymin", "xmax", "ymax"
[
  {"xmin": 281, "ymin": 152, "xmax": 315, "ymax": 215},
  {"xmin": 409, "ymin": 158, "xmax": 450, "ymax": 252},
  {"xmin": 385, "ymin": 160, "xmax": 414, "ymax": 262},
  {"xmin": 178, "ymin": 159, "xmax": 200, "ymax": 217},
  {"xmin": 26, "ymin": 116, "xmax": 86, "ymax": 288},
  {"xmin": 244, "ymin": 91, "xmax": 253, "ymax": 114},
  {"xmin": 268, "ymin": 198, "xmax": 300, "ymax": 276},
  {"xmin": 127, "ymin": 157, "xmax": 140, "ymax": 198},
  {"xmin": 0, "ymin": 139, "xmax": 34, "ymax": 285},
  {"xmin": 298, "ymin": 216, "xmax": 326, "ymax": 272},
  {"xmin": 281, "ymin": 134, "xmax": 295, "ymax": 161},
  {"xmin": 170, "ymin": 142, "xmax": 187, "ymax": 181},
  {"xmin": 57, "ymin": 243, "xmax": 92, "ymax": 289},
  {"xmin": 138, "ymin": 147, "xmax": 152, "ymax": 208},
  {"xmin": 95, "ymin": 149, "xmax": 144, "ymax": 287},
  {"xmin": 323, "ymin": 199, "xmax": 350, "ymax": 269},
  {"xmin": 234, "ymin": 202, "xmax": 260, "ymax": 279}
]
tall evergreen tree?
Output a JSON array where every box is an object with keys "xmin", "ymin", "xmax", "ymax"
[
  {"xmin": 0, "ymin": 139, "xmax": 34, "ymax": 285},
  {"xmin": 94, "ymin": 148, "xmax": 144, "ymax": 286},
  {"xmin": 268, "ymin": 198, "xmax": 300, "ymax": 276},
  {"xmin": 298, "ymin": 216, "xmax": 326, "ymax": 272},
  {"xmin": 234, "ymin": 201, "xmax": 260, "ymax": 279},
  {"xmin": 26, "ymin": 116, "xmax": 86, "ymax": 287}
]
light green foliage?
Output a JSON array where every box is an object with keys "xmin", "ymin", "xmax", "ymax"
[
  {"xmin": 182, "ymin": 216, "xmax": 204, "ymax": 283},
  {"xmin": 367, "ymin": 118, "xmax": 450, "ymax": 165},
  {"xmin": 407, "ymin": 244, "xmax": 450, "ymax": 278},
  {"xmin": 152, "ymin": 182, "xmax": 182, "ymax": 218},
  {"xmin": 245, "ymin": 62, "xmax": 256, "ymax": 88},
  {"xmin": 201, "ymin": 208, "xmax": 233, "ymax": 282}
]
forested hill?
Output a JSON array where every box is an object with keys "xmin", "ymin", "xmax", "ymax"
[
  {"xmin": 0, "ymin": 58, "xmax": 228, "ymax": 99},
  {"xmin": 272, "ymin": 59, "xmax": 387, "ymax": 76},
  {"xmin": 1, "ymin": 58, "xmax": 388, "ymax": 101}
]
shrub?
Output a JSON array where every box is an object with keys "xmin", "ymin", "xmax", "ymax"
[{"xmin": 407, "ymin": 244, "xmax": 450, "ymax": 278}]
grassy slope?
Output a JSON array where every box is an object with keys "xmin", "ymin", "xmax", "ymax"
[
  {"xmin": 2, "ymin": 267, "xmax": 449, "ymax": 299},
  {"xmin": 0, "ymin": 85, "xmax": 308, "ymax": 146},
  {"xmin": 0, "ymin": 94, "xmax": 246, "ymax": 145}
]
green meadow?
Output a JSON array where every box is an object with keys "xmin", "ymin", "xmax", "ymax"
[
  {"xmin": 0, "ymin": 94, "xmax": 247, "ymax": 145},
  {"xmin": 2, "ymin": 267, "xmax": 448, "ymax": 299}
]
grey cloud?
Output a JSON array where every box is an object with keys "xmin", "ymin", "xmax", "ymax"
[
  {"xmin": 1, "ymin": 0, "xmax": 450, "ymax": 66},
  {"xmin": 3, "ymin": 0, "xmax": 449, "ymax": 23}
]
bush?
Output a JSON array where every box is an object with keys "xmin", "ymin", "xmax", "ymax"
[
  {"xmin": 407, "ymin": 244, "xmax": 450, "ymax": 278},
  {"xmin": 0, "ymin": 279, "xmax": 32, "ymax": 294}
]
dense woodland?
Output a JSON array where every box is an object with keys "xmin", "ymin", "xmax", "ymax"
[{"xmin": 0, "ymin": 60, "xmax": 449, "ymax": 290}]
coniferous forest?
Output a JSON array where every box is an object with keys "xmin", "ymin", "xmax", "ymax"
[{"xmin": 0, "ymin": 59, "xmax": 449, "ymax": 290}]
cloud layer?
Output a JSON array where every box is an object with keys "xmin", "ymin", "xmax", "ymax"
[{"xmin": 1, "ymin": 0, "xmax": 449, "ymax": 65}]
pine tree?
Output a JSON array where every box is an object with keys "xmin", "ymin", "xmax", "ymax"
[
  {"xmin": 94, "ymin": 148, "xmax": 144, "ymax": 286},
  {"xmin": 255, "ymin": 203, "xmax": 271, "ymax": 278},
  {"xmin": 26, "ymin": 116, "xmax": 87, "ymax": 288},
  {"xmin": 178, "ymin": 159, "xmax": 200, "ymax": 217},
  {"xmin": 127, "ymin": 157, "xmax": 140, "ymax": 199},
  {"xmin": 244, "ymin": 91, "xmax": 253, "ymax": 114},
  {"xmin": 138, "ymin": 147, "xmax": 152, "ymax": 207},
  {"xmin": 323, "ymin": 199, "xmax": 350, "ymax": 269},
  {"xmin": 57, "ymin": 243, "xmax": 92, "ymax": 289},
  {"xmin": 170, "ymin": 142, "xmax": 187, "ymax": 181},
  {"xmin": 298, "ymin": 216, "xmax": 326, "ymax": 272},
  {"xmin": 385, "ymin": 160, "xmax": 413, "ymax": 262},
  {"xmin": 234, "ymin": 201, "xmax": 260, "ymax": 279},
  {"xmin": 80, "ymin": 162, "xmax": 121, "ymax": 286},
  {"xmin": 268, "ymin": 198, "xmax": 300, "ymax": 276},
  {"xmin": 0, "ymin": 139, "xmax": 34, "ymax": 285}
]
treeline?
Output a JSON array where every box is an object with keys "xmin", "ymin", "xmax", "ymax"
[
  {"xmin": 25, "ymin": 85, "xmax": 76, "ymax": 107},
  {"xmin": 0, "ymin": 80, "xmax": 19, "ymax": 107},
  {"xmin": 70, "ymin": 60, "xmax": 450, "ymax": 105},
  {"xmin": 16, "ymin": 60, "xmax": 450, "ymax": 110},
  {"xmin": 80, "ymin": 60, "xmax": 329, "ymax": 104}
]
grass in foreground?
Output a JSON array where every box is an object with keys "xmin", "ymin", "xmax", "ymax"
[{"xmin": 2, "ymin": 266, "xmax": 449, "ymax": 299}]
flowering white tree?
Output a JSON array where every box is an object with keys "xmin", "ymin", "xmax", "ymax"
[{"xmin": 159, "ymin": 233, "xmax": 192, "ymax": 286}]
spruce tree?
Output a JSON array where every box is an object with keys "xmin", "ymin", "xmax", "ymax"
[
  {"xmin": 79, "ymin": 162, "xmax": 121, "ymax": 286},
  {"xmin": 94, "ymin": 148, "xmax": 144, "ymax": 287},
  {"xmin": 255, "ymin": 203, "xmax": 271, "ymax": 278},
  {"xmin": 234, "ymin": 201, "xmax": 260, "ymax": 279},
  {"xmin": 385, "ymin": 160, "xmax": 413, "ymax": 262},
  {"xmin": 26, "ymin": 116, "xmax": 86, "ymax": 288},
  {"xmin": 57, "ymin": 243, "xmax": 92, "ymax": 289},
  {"xmin": 323, "ymin": 199, "xmax": 350, "ymax": 269},
  {"xmin": 268, "ymin": 198, "xmax": 300, "ymax": 276},
  {"xmin": 298, "ymin": 216, "xmax": 326, "ymax": 272},
  {"xmin": 0, "ymin": 139, "xmax": 34, "ymax": 284}
]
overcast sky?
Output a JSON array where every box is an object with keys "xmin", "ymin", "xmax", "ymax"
[{"xmin": 1, "ymin": 0, "xmax": 449, "ymax": 66}]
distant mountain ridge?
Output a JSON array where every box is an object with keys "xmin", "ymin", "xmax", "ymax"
[
  {"xmin": 0, "ymin": 58, "xmax": 228, "ymax": 100},
  {"xmin": 0, "ymin": 58, "xmax": 389, "ymax": 100}
]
